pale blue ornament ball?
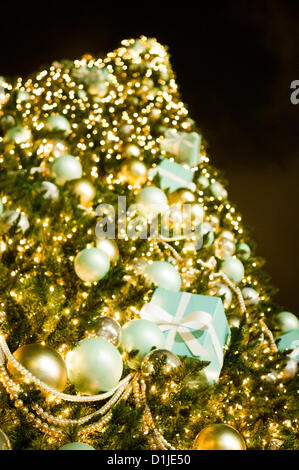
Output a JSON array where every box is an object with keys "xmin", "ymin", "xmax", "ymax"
[
  {"xmin": 209, "ymin": 181, "xmax": 227, "ymax": 199},
  {"xmin": 220, "ymin": 256, "xmax": 244, "ymax": 283},
  {"xmin": 17, "ymin": 90, "xmax": 30, "ymax": 103},
  {"xmin": 144, "ymin": 261, "xmax": 181, "ymax": 291},
  {"xmin": 66, "ymin": 337, "xmax": 123, "ymax": 395},
  {"xmin": 275, "ymin": 311, "xmax": 299, "ymax": 333},
  {"xmin": 74, "ymin": 247, "xmax": 110, "ymax": 283},
  {"xmin": 136, "ymin": 186, "xmax": 168, "ymax": 216},
  {"xmin": 242, "ymin": 287, "xmax": 259, "ymax": 306},
  {"xmin": 236, "ymin": 242, "xmax": 251, "ymax": 261},
  {"xmin": 3, "ymin": 210, "xmax": 29, "ymax": 233},
  {"xmin": 197, "ymin": 175, "xmax": 209, "ymax": 189},
  {"xmin": 121, "ymin": 319, "xmax": 165, "ymax": 360},
  {"xmin": 45, "ymin": 114, "xmax": 71, "ymax": 135},
  {"xmin": 201, "ymin": 222, "xmax": 214, "ymax": 247},
  {"xmin": 59, "ymin": 442, "xmax": 95, "ymax": 450},
  {"xmin": 38, "ymin": 181, "xmax": 59, "ymax": 201},
  {"xmin": 50, "ymin": 155, "xmax": 82, "ymax": 185},
  {"xmin": 0, "ymin": 201, "xmax": 3, "ymax": 217},
  {"xmin": 4, "ymin": 126, "xmax": 31, "ymax": 144}
]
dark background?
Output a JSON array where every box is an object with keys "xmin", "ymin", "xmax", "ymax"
[{"xmin": 1, "ymin": 1, "xmax": 298, "ymax": 315}]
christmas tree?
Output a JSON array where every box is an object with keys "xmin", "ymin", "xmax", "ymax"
[{"xmin": 0, "ymin": 37, "xmax": 298, "ymax": 451}]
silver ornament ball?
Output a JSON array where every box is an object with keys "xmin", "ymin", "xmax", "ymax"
[
  {"xmin": 92, "ymin": 316, "xmax": 122, "ymax": 347},
  {"xmin": 208, "ymin": 283, "xmax": 232, "ymax": 309}
]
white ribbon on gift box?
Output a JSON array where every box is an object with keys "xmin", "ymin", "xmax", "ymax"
[
  {"xmin": 149, "ymin": 165, "xmax": 196, "ymax": 192},
  {"xmin": 140, "ymin": 292, "xmax": 223, "ymax": 364},
  {"xmin": 289, "ymin": 340, "xmax": 299, "ymax": 362}
]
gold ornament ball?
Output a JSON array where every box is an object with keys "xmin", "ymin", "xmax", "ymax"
[
  {"xmin": 123, "ymin": 143, "xmax": 141, "ymax": 158},
  {"xmin": 219, "ymin": 230, "xmax": 235, "ymax": 241},
  {"xmin": 206, "ymin": 213, "xmax": 220, "ymax": 229},
  {"xmin": 0, "ymin": 429, "xmax": 11, "ymax": 450},
  {"xmin": 193, "ymin": 424, "xmax": 246, "ymax": 450},
  {"xmin": 214, "ymin": 236, "xmax": 236, "ymax": 259},
  {"xmin": 96, "ymin": 237, "xmax": 119, "ymax": 264},
  {"xmin": 8, "ymin": 344, "xmax": 67, "ymax": 392},
  {"xmin": 119, "ymin": 124, "xmax": 133, "ymax": 136},
  {"xmin": 119, "ymin": 158, "xmax": 147, "ymax": 185},
  {"xmin": 141, "ymin": 349, "xmax": 181, "ymax": 377},
  {"xmin": 227, "ymin": 314, "xmax": 241, "ymax": 329},
  {"xmin": 168, "ymin": 189, "xmax": 196, "ymax": 207},
  {"xmin": 71, "ymin": 179, "xmax": 96, "ymax": 206},
  {"xmin": 150, "ymin": 107, "xmax": 161, "ymax": 120}
]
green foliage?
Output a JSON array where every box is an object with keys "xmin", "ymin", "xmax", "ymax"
[{"xmin": 0, "ymin": 37, "xmax": 297, "ymax": 450}]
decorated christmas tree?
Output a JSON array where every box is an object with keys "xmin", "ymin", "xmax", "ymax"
[{"xmin": 0, "ymin": 37, "xmax": 298, "ymax": 451}]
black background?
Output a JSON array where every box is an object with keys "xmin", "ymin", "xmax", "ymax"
[{"xmin": 1, "ymin": 1, "xmax": 298, "ymax": 315}]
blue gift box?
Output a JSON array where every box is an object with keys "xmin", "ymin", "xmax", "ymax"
[
  {"xmin": 276, "ymin": 328, "xmax": 299, "ymax": 362},
  {"xmin": 160, "ymin": 130, "xmax": 202, "ymax": 167},
  {"xmin": 140, "ymin": 288, "xmax": 231, "ymax": 384},
  {"xmin": 148, "ymin": 157, "xmax": 196, "ymax": 193}
]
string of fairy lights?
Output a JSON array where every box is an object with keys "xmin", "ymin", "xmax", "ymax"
[{"xmin": 0, "ymin": 36, "xmax": 297, "ymax": 450}]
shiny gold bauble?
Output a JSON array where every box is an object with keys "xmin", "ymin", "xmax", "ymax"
[
  {"xmin": 141, "ymin": 349, "xmax": 181, "ymax": 377},
  {"xmin": 193, "ymin": 424, "xmax": 246, "ymax": 450},
  {"xmin": 214, "ymin": 236, "xmax": 236, "ymax": 259},
  {"xmin": 219, "ymin": 230, "xmax": 235, "ymax": 241},
  {"xmin": 71, "ymin": 179, "xmax": 96, "ymax": 207},
  {"xmin": 227, "ymin": 314, "xmax": 242, "ymax": 329},
  {"xmin": 168, "ymin": 189, "xmax": 196, "ymax": 207},
  {"xmin": 0, "ymin": 429, "xmax": 11, "ymax": 450},
  {"xmin": 8, "ymin": 344, "xmax": 67, "ymax": 392},
  {"xmin": 122, "ymin": 143, "xmax": 141, "ymax": 158},
  {"xmin": 206, "ymin": 214, "xmax": 220, "ymax": 229},
  {"xmin": 118, "ymin": 158, "xmax": 147, "ymax": 186},
  {"xmin": 150, "ymin": 107, "xmax": 162, "ymax": 120},
  {"xmin": 95, "ymin": 237, "xmax": 119, "ymax": 264}
]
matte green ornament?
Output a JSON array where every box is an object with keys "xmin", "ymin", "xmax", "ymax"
[
  {"xmin": 4, "ymin": 126, "xmax": 31, "ymax": 144},
  {"xmin": 45, "ymin": 114, "xmax": 71, "ymax": 135},
  {"xmin": 220, "ymin": 257, "xmax": 244, "ymax": 283},
  {"xmin": 236, "ymin": 242, "xmax": 251, "ymax": 261},
  {"xmin": 144, "ymin": 261, "xmax": 181, "ymax": 291},
  {"xmin": 59, "ymin": 442, "xmax": 95, "ymax": 450},
  {"xmin": 275, "ymin": 311, "xmax": 299, "ymax": 333},
  {"xmin": 66, "ymin": 337, "xmax": 123, "ymax": 395},
  {"xmin": 121, "ymin": 319, "xmax": 165, "ymax": 360},
  {"xmin": 74, "ymin": 247, "xmax": 110, "ymax": 283},
  {"xmin": 136, "ymin": 186, "xmax": 168, "ymax": 216},
  {"xmin": 50, "ymin": 155, "xmax": 82, "ymax": 185}
]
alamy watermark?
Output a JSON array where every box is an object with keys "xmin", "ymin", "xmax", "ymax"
[
  {"xmin": 94, "ymin": 196, "xmax": 204, "ymax": 250},
  {"xmin": 290, "ymin": 80, "xmax": 299, "ymax": 104}
]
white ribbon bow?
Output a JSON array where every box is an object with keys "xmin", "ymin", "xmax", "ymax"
[{"xmin": 140, "ymin": 292, "xmax": 223, "ymax": 364}]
